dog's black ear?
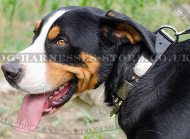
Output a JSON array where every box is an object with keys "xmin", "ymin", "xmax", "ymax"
[
  {"xmin": 100, "ymin": 10, "xmax": 156, "ymax": 53},
  {"xmin": 101, "ymin": 10, "xmax": 156, "ymax": 105}
]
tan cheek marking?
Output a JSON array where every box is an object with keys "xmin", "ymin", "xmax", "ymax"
[
  {"xmin": 48, "ymin": 26, "xmax": 60, "ymax": 40},
  {"xmin": 80, "ymin": 52, "xmax": 100, "ymax": 74},
  {"xmin": 113, "ymin": 24, "xmax": 142, "ymax": 44},
  {"xmin": 79, "ymin": 52, "xmax": 100, "ymax": 92},
  {"xmin": 34, "ymin": 20, "xmax": 41, "ymax": 31},
  {"xmin": 46, "ymin": 53, "xmax": 100, "ymax": 93},
  {"xmin": 46, "ymin": 61, "xmax": 74, "ymax": 88},
  {"xmin": 60, "ymin": 65, "xmax": 91, "ymax": 93}
]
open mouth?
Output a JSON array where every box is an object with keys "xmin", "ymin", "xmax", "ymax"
[
  {"xmin": 16, "ymin": 79, "xmax": 77, "ymax": 132},
  {"xmin": 43, "ymin": 81, "xmax": 76, "ymax": 115}
]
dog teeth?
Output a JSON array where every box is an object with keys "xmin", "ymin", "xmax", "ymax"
[
  {"xmin": 45, "ymin": 107, "xmax": 52, "ymax": 111},
  {"xmin": 54, "ymin": 91, "xmax": 59, "ymax": 95},
  {"xmin": 49, "ymin": 96, "xmax": 53, "ymax": 100},
  {"xmin": 57, "ymin": 98, "xmax": 63, "ymax": 102},
  {"xmin": 59, "ymin": 86, "xmax": 65, "ymax": 91},
  {"xmin": 64, "ymin": 82, "xmax": 69, "ymax": 86},
  {"xmin": 61, "ymin": 95, "xmax": 65, "ymax": 99},
  {"xmin": 52, "ymin": 101, "xmax": 59, "ymax": 105}
]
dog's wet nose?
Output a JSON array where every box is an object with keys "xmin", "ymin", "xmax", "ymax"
[{"xmin": 1, "ymin": 59, "xmax": 22, "ymax": 80}]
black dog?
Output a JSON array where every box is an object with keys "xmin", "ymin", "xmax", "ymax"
[
  {"xmin": 119, "ymin": 40, "xmax": 190, "ymax": 139},
  {"xmin": 1, "ymin": 6, "xmax": 174, "ymax": 137}
]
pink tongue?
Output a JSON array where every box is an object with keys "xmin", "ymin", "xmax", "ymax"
[{"xmin": 15, "ymin": 93, "xmax": 50, "ymax": 132}]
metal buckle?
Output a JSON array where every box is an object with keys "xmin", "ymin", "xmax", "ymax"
[
  {"xmin": 155, "ymin": 25, "xmax": 178, "ymax": 43},
  {"xmin": 155, "ymin": 25, "xmax": 190, "ymax": 44}
]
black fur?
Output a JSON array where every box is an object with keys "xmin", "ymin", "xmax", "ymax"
[
  {"xmin": 105, "ymin": 43, "xmax": 142, "ymax": 105},
  {"xmin": 119, "ymin": 40, "xmax": 190, "ymax": 139}
]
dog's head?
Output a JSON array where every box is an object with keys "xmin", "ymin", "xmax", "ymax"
[{"xmin": 1, "ymin": 6, "xmax": 155, "ymax": 131}]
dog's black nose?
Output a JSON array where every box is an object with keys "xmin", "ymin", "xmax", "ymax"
[{"xmin": 1, "ymin": 59, "xmax": 22, "ymax": 80}]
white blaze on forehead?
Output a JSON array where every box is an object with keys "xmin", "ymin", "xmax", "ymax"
[
  {"xmin": 17, "ymin": 9, "xmax": 68, "ymax": 94},
  {"xmin": 21, "ymin": 9, "xmax": 67, "ymax": 54},
  {"xmin": 33, "ymin": 9, "xmax": 68, "ymax": 51}
]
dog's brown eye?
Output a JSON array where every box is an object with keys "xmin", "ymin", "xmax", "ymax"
[{"xmin": 57, "ymin": 39, "xmax": 67, "ymax": 47}]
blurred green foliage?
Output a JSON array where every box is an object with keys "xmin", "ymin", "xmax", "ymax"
[{"xmin": 0, "ymin": 0, "xmax": 189, "ymax": 53}]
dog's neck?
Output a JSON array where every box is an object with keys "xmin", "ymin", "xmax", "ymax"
[{"xmin": 70, "ymin": 56, "xmax": 152, "ymax": 117}]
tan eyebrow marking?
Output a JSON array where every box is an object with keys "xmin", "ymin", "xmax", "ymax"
[
  {"xmin": 48, "ymin": 26, "xmax": 60, "ymax": 40},
  {"xmin": 34, "ymin": 20, "xmax": 41, "ymax": 31}
]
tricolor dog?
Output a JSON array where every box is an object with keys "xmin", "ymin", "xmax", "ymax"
[{"xmin": 3, "ymin": 6, "xmax": 190, "ymax": 139}]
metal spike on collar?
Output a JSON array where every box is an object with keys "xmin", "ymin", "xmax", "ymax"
[
  {"xmin": 110, "ymin": 81, "xmax": 134, "ymax": 117},
  {"xmin": 110, "ymin": 97, "xmax": 123, "ymax": 117}
]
